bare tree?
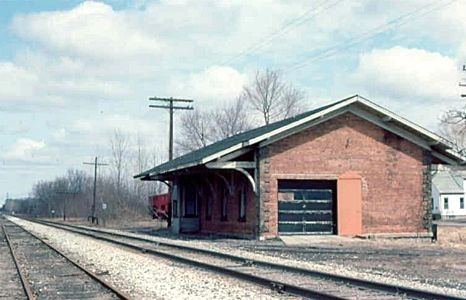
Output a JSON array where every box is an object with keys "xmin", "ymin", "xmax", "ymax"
[
  {"xmin": 439, "ymin": 111, "xmax": 466, "ymax": 154},
  {"xmin": 212, "ymin": 96, "xmax": 252, "ymax": 140},
  {"xmin": 27, "ymin": 159, "xmax": 153, "ymax": 222},
  {"xmin": 176, "ymin": 109, "xmax": 213, "ymax": 153},
  {"xmin": 281, "ymin": 84, "xmax": 306, "ymax": 119},
  {"xmin": 176, "ymin": 97, "xmax": 254, "ymax": 153},
  {"xmin": 130, "ymin": 134, "xmax": 164, "ymax": 206},
  {"xmin": 135, "ymin": 133, "xmax": 148, "ymax": 174},
  {"xmin": 110, "ymin": 129, "xmax": 130, "ymax": 195},
  {"xmin": 32, "ymin": 180, "xmax": 55, "ymax": 216},
  {"xmin": 242, "ymin": 69, "xmax": 307, "ymax": 125},
  {"xmin": 439, "ymin": 64, "xmax": 466, "ymax": 153},
  {"xmin": 65, "ymin": 169, "xmax": 90, "ymax": 217},
  {"xmin": 131, "ymin": 133, "xmax": 148, "ymax": 200}
]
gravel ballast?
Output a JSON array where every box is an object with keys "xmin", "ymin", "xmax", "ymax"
[
  {"xmin": 7, "ymin": 217, "xmax": 298, "ymax": 299},
  {"xmin": 74, "ymin": 223, "xmax": 466, "ymax": 298},
  {"xmin": 6, "ymin": 216, "xmax": 466, "ymax": 298}
]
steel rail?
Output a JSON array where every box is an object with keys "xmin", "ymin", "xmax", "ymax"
[
  {"xmin": 34, "ymin": 218, "xmax": 466, "ymax": 300},
  {"xmin": 21, "ymin": 219, "xmax": 345, "ymax": 299},
  {"xmin": 2, "ymin": 223, "xmax": 35, "ymax": 300},
  {"xmin": 4, "ymin": 218, "xmax": 132, "ymax": 300},
  {"xmin": 24, "ymin": 217, "xmax": 466, "ymax": 300}
]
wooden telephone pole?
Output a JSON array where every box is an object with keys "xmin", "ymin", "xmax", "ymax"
[
  {"xmin": 149, "ymin": 97, "xmax": 194, "ymax": 160},
  {"xmin": 83, "ymin": 157, "xmax": 108, "ymax": 224},
  {"xmin": 461, "ymin": 65, "xmax": 466, "ymax": 98}
]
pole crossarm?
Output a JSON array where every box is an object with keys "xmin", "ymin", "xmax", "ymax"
[
  {"xmin": 149, "ymin": 97, "xmax": 193, "ymax": 103},
  {"xmin": 148, "ymin": 96, "xmax": 194, "ymax": 161},
  {"xmin": 149, "ymin": 105, "xmax": 193, "ymax": 110}
]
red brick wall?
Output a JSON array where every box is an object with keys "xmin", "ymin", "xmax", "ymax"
[
  {"xmin": 259, "ymin": 112, "xmax": 427, "ymax": 237},
  {"xmin": 198, "ymin": 173, "xmax": 256, "ymax": 237}
]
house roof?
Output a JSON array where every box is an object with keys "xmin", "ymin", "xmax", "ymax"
[
  {"xmin": 135, "ymin": 95, "xmax": 465, "ymax": 180},
  {"xmin": 433, "ymin": 171, "xmax": 464, "ymax": 194}
]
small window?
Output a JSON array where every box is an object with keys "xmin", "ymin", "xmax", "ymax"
[
  {"xmin": 238, "ymin": 186, "xmax": 247, "ymax": 222},
  {"xmin": 221, "ymin": 187, "xmax": 228, "ymax": 221},
  {"xmin": 461, "ymin": 197, "xmax": 464, "ymax": 210},
  {"xmin": 444, "ymin": 197, "xmax": 449, "ymax": 210}
]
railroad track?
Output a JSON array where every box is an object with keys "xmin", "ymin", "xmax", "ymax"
[
  {"xmin": 1, "ymin": 216, "xmax": 131, "ymax": 300},
  {"xmin": 14, "ymin": 217, "xmax": 466, "ymax": 300},
  {"xmin": 0, "ymin": 217, "xmax": 28, "ymax": 299}
]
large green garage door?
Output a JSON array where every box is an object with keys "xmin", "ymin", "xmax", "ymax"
[{"xmin": 278, "ymin": 180, "xmax": 336, "ymax": 234}]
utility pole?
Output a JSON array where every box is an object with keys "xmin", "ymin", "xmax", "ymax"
[
  {"xmin": 83, "ymin": 157, "xmax": 108, "ymax": 224},
  {"xmin": 461, "ymin": 65, "xmax": 466, "ymax": 98},
  {"xmin": 149, "ymin": 97, "xmax": 194, "ymax": 161}
]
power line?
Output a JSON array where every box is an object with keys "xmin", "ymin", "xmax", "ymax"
[
  {"xmin": 149, "ymin": 97, "xmax": 194, "ymax": 161},
  {"xmin": 284, "ymin": 0, "xmax": 459, "ymax": 73},
  {"xmin": 220, "ymin": 0, "xmax": 343, "ymax": 66},
  {"xmin": 83, "ymin": 156, "xmax": 108, "ymax": 224}
]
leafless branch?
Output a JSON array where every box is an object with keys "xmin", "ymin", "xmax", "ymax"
[{"xmin": 242, "ymin": 68, "xmax": 306, "ymax": 124}]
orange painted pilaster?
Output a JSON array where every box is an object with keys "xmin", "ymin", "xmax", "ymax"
[{"xmin": 337, "ymin": 172, "xmax": 362, "ymax": 236}]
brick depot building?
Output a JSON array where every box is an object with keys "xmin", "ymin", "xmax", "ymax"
[{"xmin": 135, "ymin": 95, "xmax": 464, "ymax": 239}]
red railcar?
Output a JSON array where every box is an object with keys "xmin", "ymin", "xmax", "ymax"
[{"xmin": 149, "ymin": 193, "xmax": 170, "ymax": 220}]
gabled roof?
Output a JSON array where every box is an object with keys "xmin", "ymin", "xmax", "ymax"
[
  {"xmin": 135, "ymin": 95, "xmax": 464, "ymax": 180},
  {"xmin": 433, "ymin": 171, "xmax": 464, "ymax": 194}
]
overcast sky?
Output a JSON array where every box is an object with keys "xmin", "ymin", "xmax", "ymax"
[{"xmin": 1, "ymin": 0, "xmax": 466, "ymax": 204}]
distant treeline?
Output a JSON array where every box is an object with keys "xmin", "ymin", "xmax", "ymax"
[{"xmin": 2, "ymin": 168, "xmax": 161, "ymax": 221}]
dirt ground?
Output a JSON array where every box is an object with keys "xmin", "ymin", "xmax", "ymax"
[
  {"xmin": 277, "ymin": 236, "xmax": 466, "ymax": 289},
  {"xmin": 232, "ymin": 229, "xmax": 466, "ymax": 292}
]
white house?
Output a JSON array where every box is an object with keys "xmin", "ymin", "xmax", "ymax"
[{"xmin": 432, "ymin": 169, "xmax": 466, "ymax": 219}]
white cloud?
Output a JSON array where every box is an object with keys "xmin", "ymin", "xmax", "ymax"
[
  {"xmin": 0, "ymin": 62, "xmax": 53, "ymax": 105},
  {"xmin": 352, "ymin": 46, "xmax": 459, "ymax": 101},
  {"xmin": 11, "ymin": 1, "xmax": 163, "ymax": 61},
  {"xmin": 9, "ymin": 1, "xmax": 320, "ymax": 68},
  {"xmin": 0, "ymin": 57, "xmax": 129, "ymax": 107},
  {"xmin": 172, "ymin": 66, "xmax": 248, "ymax": 105},
  {"xmin": 3, "ymin": 138, "xmax": 48, "ymax": 162}
]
